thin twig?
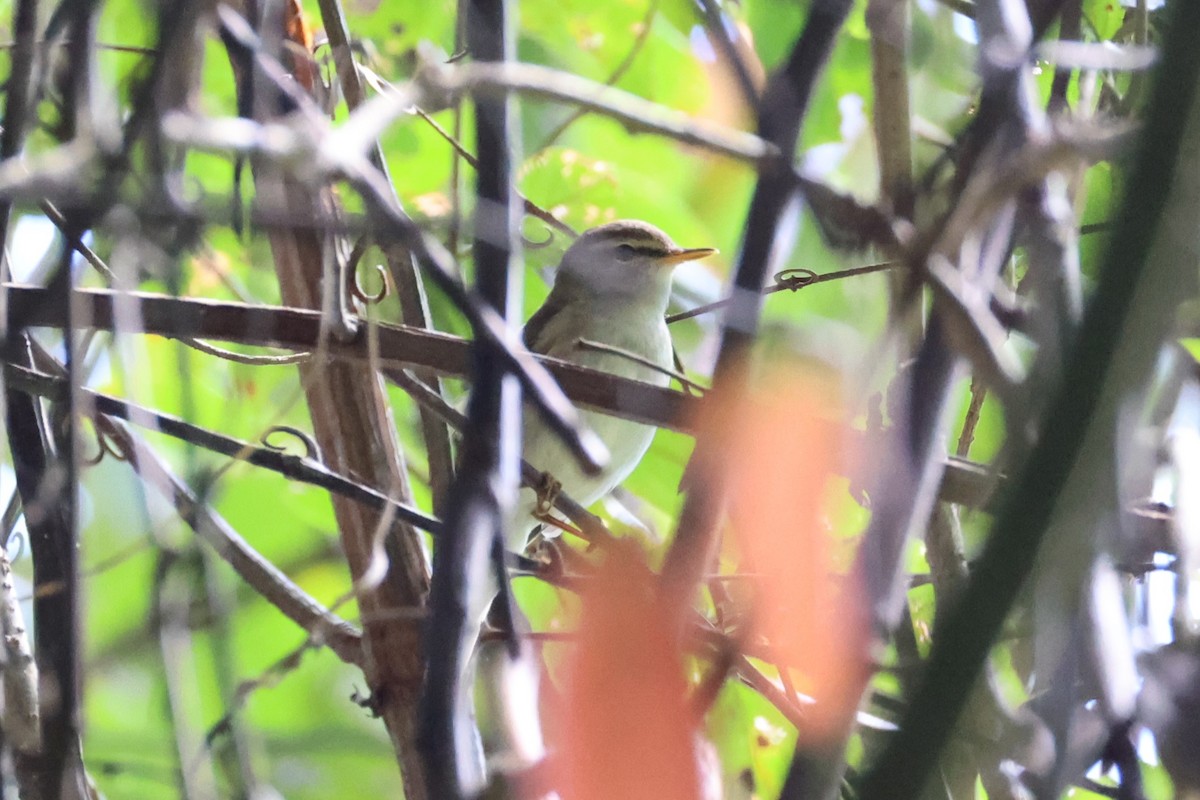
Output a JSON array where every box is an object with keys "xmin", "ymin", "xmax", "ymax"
[
  {"xmin": 3, "ymin": 363, "xmax": 442, "ymax": 534},
  {"xmin": 204, "ymin": 635, "xmax": 331, "ymax": 748},
  {"xmin": 695, "ymin": 0, "xmax": 759, "ymax": 110},
  {"xmin": 538, "ymin": 0, "xmax": 662, "ymax": 149},
  {"xmin": 955, "ymin": 377, "xmax": 987, "ymax": 458},
  {"xmin": 45, "ymin": 206, "xmax": 307, "ymax": 368},
  {"xmin": 733, "ymin": 653, "xmax": 808, "ymax": 730},
  {"xmin": 409, "ymin": 104, "xmax": 577, "ymax": 239},
  {"xmin": 573, "ymin": 338, "xmax": 706, "ymax": 393},
  {"xmin": 385, "ymin": 368, "xmax": 616, "ymax": 545},
  {"xmin": 39, "ymin": 201, "xmax": 115, "ymax": 281},
  {"xmin": 101, "ymin": 417, "xmax": 366, "ymax": 667},
  {"xmin": 0, "ymin": 38, "xmax": 158, "ymax": 55},
  {"xmin": 176, "ymin": 338, "xmax": 311, "ymax": 366},
  {"xmin": 155, "ymin": 548, "xmax": 220, "ymax": 799},
  {"xmin": 81, "ymin": 537, "xmax": 152, "ymax": 580},
  {"xmin": 333, "ymin": 57, "xmax": 776, "ymax": 167},
  {"xmin": 666, "ymin": 261, "xmax": 900, "ymax": 324}
]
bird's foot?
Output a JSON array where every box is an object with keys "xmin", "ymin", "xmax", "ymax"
[
  {"xmin": 527, "ymin": 534, "xmax": 566, "ymax": 579},
  {"xmin": 349, "ymin": 684, "xmax": 385, "ymax": 718},
  {"xmin": 532, "ymin": 471, "xmax": 562, "ymax": 517}
]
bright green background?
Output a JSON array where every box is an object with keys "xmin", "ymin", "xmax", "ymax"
[{"xmin": 0, "ymin": 0, "xmax": 1158, "ymax": 797}]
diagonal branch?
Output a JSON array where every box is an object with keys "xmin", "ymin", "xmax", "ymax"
[
  {"xmin": 660, "ymin": 0, "xmax": 855, "ymax": 619},
  {"xmin": 2, "ymin": 363, "xmax": 440, "ymax": 533},
  {"xmin": 98, "ymin": 418, "xmax": 365, "ymax": 666}
]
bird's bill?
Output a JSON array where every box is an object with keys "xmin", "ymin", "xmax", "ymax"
[{"xmin": 659, "ymin": 247, "xmax": 718, "ymax": 265}]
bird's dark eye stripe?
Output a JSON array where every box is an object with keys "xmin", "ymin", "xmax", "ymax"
[
  {"xmin": 588, "ymin": 231, "xmax": 667, "ymax": 251},
  {"xmin": 618, "ymin": 245, "xmax": 668, "ymax": 257}
]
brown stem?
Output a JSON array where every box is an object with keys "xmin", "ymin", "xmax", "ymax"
[{"xmin": 256, "ymin": 166, "xmax": 430, "ymax": 797}]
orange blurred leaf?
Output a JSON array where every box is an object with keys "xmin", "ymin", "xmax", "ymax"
[
  {"xmin": 712, "ymin": 367, "xmax": 868, "ymax": 742},
  {"xmin": 551, "ymin": 542, "xmax": 702, "ymax": 800}
]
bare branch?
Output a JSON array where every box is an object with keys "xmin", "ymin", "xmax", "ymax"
[
  {"xmin": 314, "ymin": 0, "xmax": 456, "ymax": 517},
  {"xmin": 99, "ymin": 419, "xmax": 365, "ymax": 666},
  {"xmin": 332, "ymin": 57, "xmax": 776, "ymax": 167},
  {"xmin": 3, "ymin": 363, "xmax": 441, "ymax": 533},
  {"xmin": 6, "ymin": 285, "xmax": 1000, "ymax": 508}
]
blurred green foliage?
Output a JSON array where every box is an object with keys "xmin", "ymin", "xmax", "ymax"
[{"xmin": 0, "ymin": 0, "xmax": 1145, "ymax": 797}]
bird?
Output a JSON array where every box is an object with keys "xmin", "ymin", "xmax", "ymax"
[
  {"xmin": 511, "ymin": 220, "xmax": 717, "ymax": 550},
  {"xmin": 468, "ymin": 221, "xmax": 716, "ymax": 775}
]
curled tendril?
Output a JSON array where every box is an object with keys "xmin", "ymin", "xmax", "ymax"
[
  {"xmin": 344, "ymin": 236, "xmax": 367, "ymax": 280},
  {"xmin": 353, "ymin": 263, "xmax": 390, "ymax": 305},
  {"xmin": 522, "ymin": 227, "xmax": 556, "ymax": 250},
  {"xmin": 345, "ymin": 237, "xmax": 390, "ymax": 305},
  {"xmin": 261, "ymin": 425, "xmax": 322, "ymax": 462},
  {"xmin": 101, "ymin": 426, "xmax": 133, "ymax": 463},
  {"xmin": 80, "ymin": 429, "xmax": 107, "ymax": 467},
  {"xmin": 773, "ymin": 268, "xmax": 818, "ymax": 291},
  {"xmin": 4, "ymin": 531, "xmax": 25, "ymax": 562},
  {"xmin": 81, "ymin": 423, "xmax": 131, "ymax": 467}
]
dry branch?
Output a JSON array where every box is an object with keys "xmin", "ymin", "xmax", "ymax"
[
  {"xmin": 97, "ymin": 419, "xmax": 366, "ymax": 667},
  {"xmin": 255, "ymin": 161, "xmax": 431, "ymax": 796},
  {"xmin": 5, "ymin": 285, "xmax": 1003, "ymax": 507},
  {"xmin": 315, "ymin": 0, "xmax": 456, "ymax": 517}
]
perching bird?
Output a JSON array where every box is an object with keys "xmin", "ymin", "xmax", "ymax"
[
  {"xmin": 511, "ymin": 220, "xmax": 716, "ymax": 549},
  {"xmin": 468, "ymin": 221, "xmax": 716, "ymax": 775}
]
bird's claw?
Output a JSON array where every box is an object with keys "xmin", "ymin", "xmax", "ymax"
[
  {"xmin": 533, "ymin": 471, "xmax": 562, "ymax": 517},
  {"xmin": 528, "ymin": 535, "xmax": 567, "ymax": 579}
]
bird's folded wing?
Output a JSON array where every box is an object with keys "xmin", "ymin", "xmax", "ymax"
[{"xmin": 521, "ymin": 291, "xmax": 568, "ymax": 353}]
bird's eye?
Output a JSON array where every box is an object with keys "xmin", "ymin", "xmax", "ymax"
[{"xmin": 614, "ymin": 243, "xmax": 636, "ymax": 262}]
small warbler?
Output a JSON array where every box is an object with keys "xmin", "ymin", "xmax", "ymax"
[{"xmin": 513, "ymin": 220, "xmax": 716, "ymax": 547}]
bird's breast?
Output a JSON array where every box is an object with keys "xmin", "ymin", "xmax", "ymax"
[
  {"xmin": 564, "ymin": 305, "xmax": 673, "ymax": 385},
  {"xmin": 514, "ymin": 300, "xmax": 673, "ymax": 546}
]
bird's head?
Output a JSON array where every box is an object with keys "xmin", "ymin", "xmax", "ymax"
[{"xmin": 556, "ymin": 220, "xmax": 716, "ymax": 308}]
